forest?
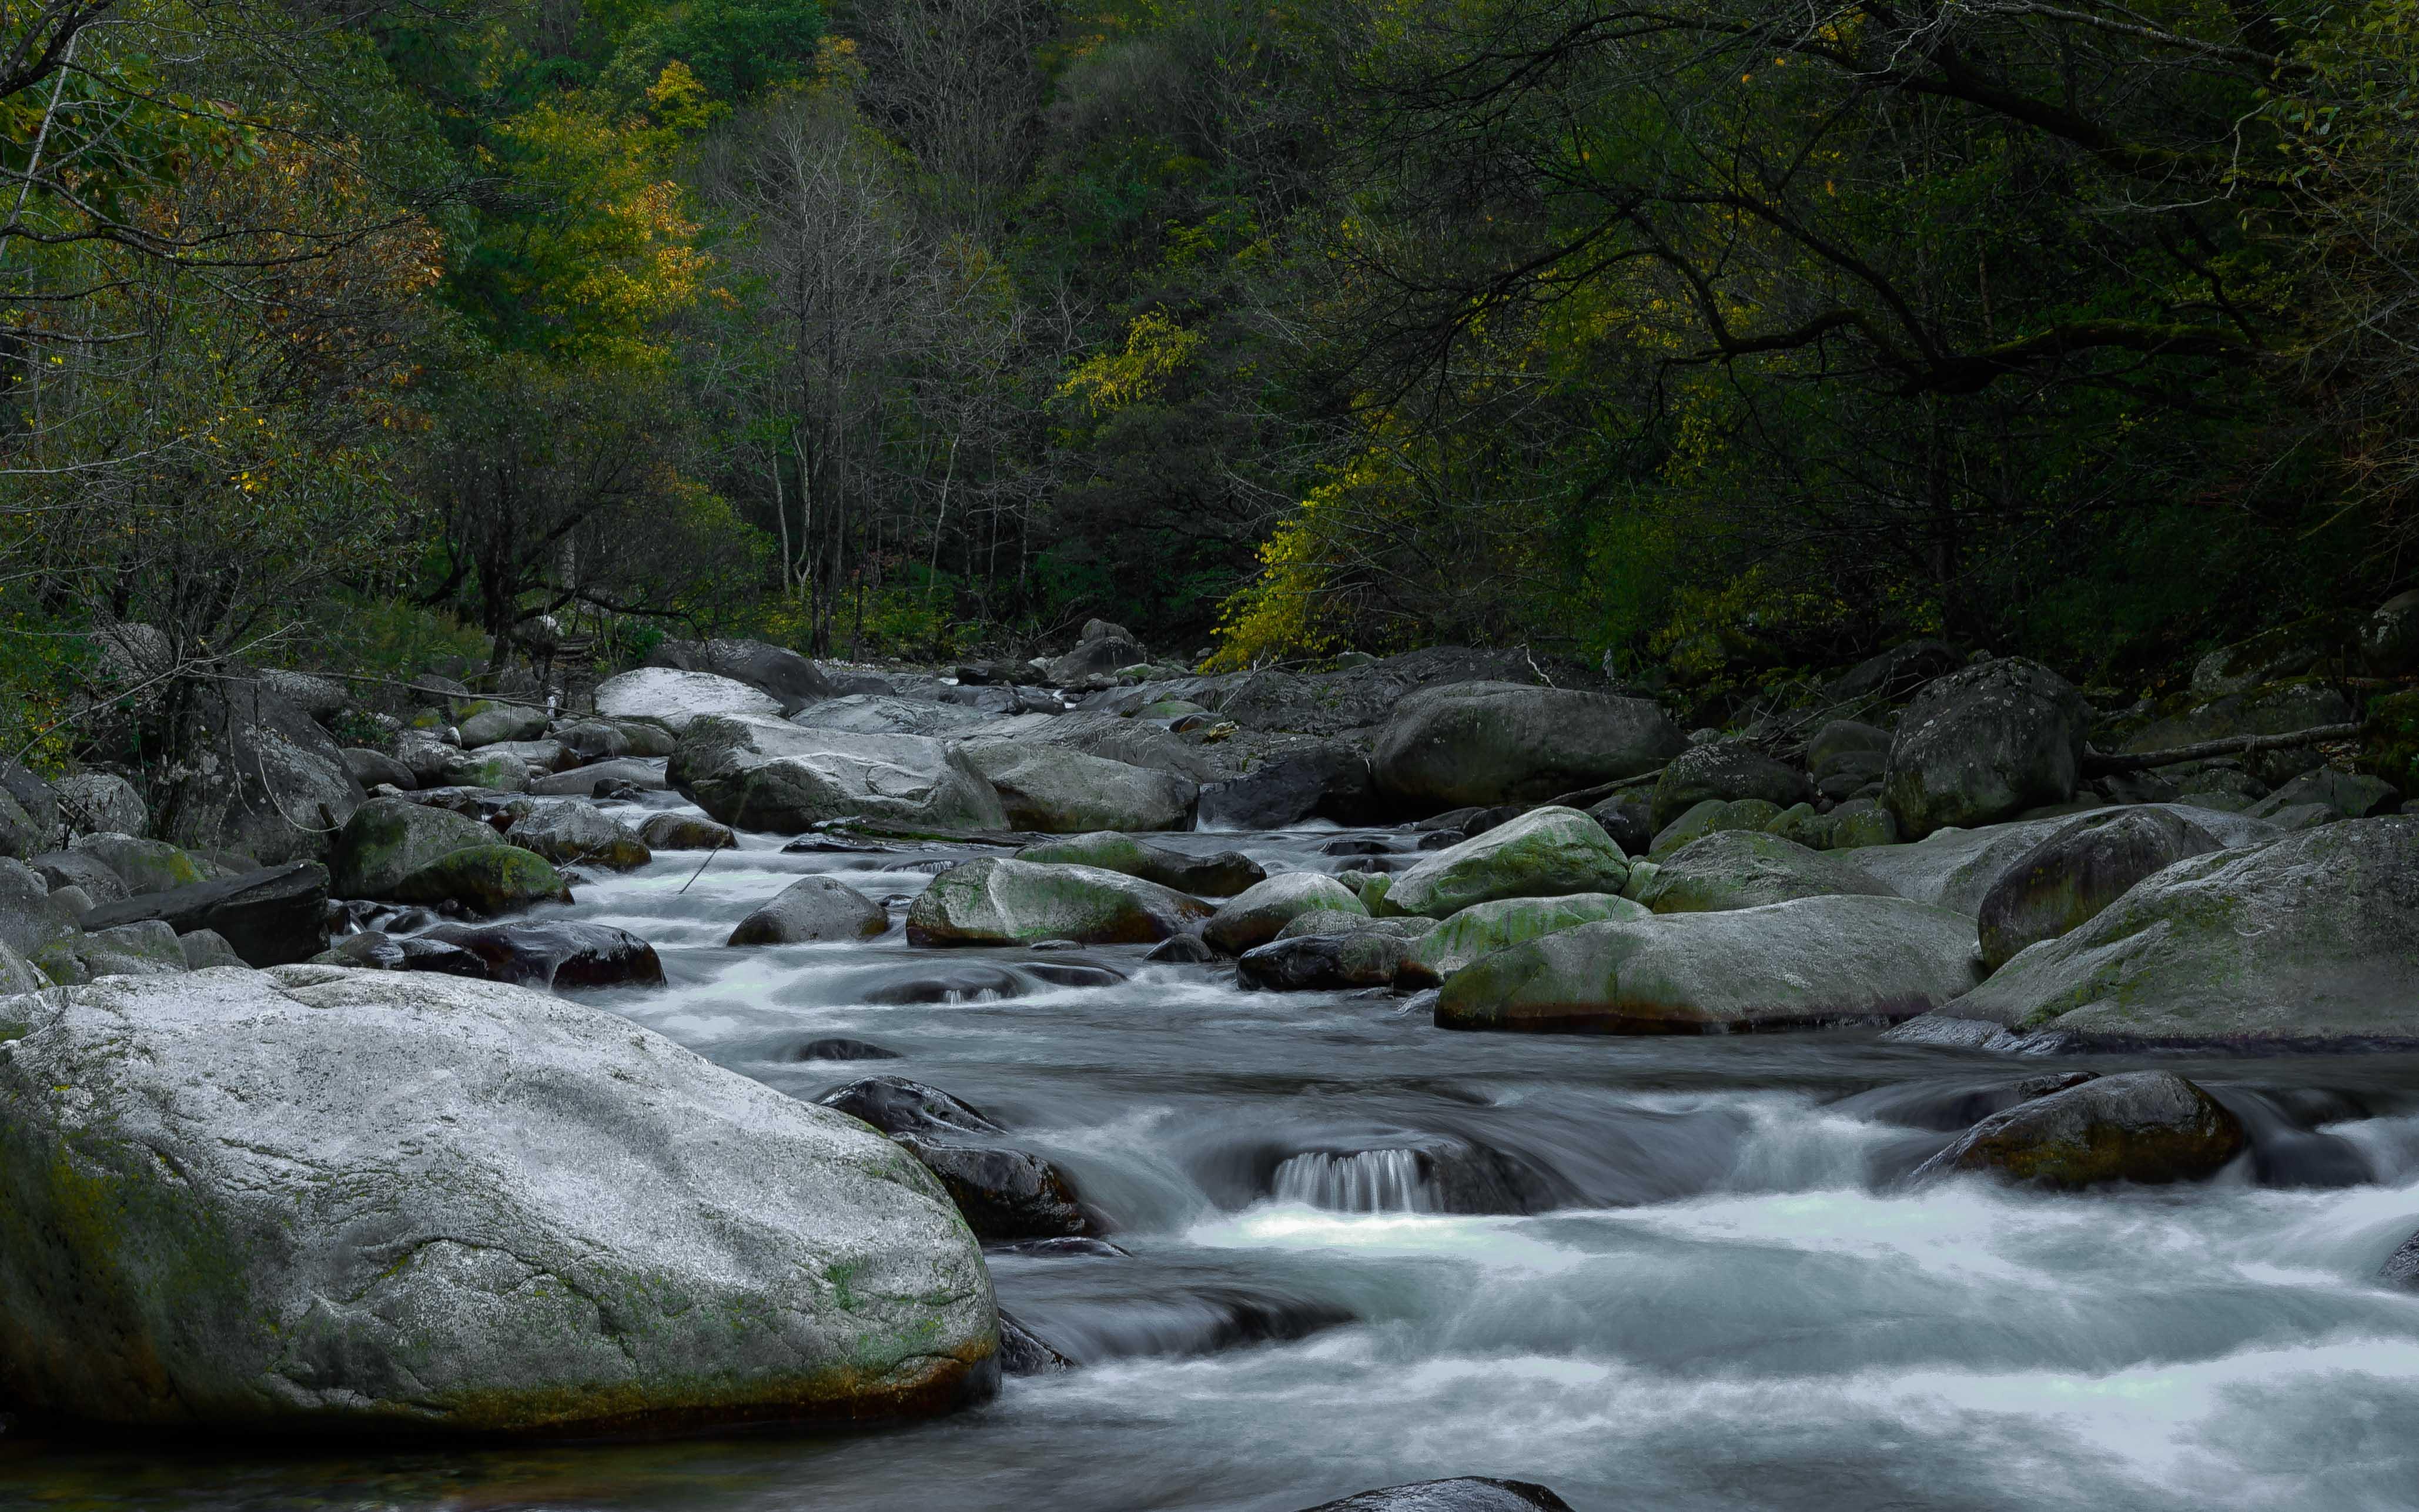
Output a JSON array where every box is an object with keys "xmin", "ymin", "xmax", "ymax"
[{"xmin": 3, "ymin": 0, "xmax": 2416, "ymax": 751}]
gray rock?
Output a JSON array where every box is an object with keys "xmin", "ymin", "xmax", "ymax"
[
  {"xmin": 2365, "ymin": 589, "xmax": 2419, "ymax": 677},
  {"xmin": 456, "ymin": 703, "xmax": 549, "ymax": 748},
  {"xmin": 2192, "ymin": 623, "xmax": 2328, "ymax": 700},
  {"xmin": 728, "ymin": 876, "xmax": 889, "ymax": 945},
  {"xmin": 895, "ymin": 1138, "xmax": 1093, "ymax": 1241},
  {"xmin": 256, "ymin": 670, "xmax": 350, "ymax": 721},
  {"xmin": 818, "ymin": 1076, "xmax": 1001, "ymax": 1138},
  {"xmin": 0, "ymin": 936, "xmax": 48, "ymax": 995},
  {"xmin": 0, "ymin": 967, "xmax": 995, "ymax": 1434},
  {"xmin": 958, "ymin": 742, "xmax": 1195, "ymax": 834},
  {"xmin": 1806, "ymin": 720, "xmax": 1891, "ymax": 778},
  {"xmin": 393, "ymin": 732, "xmax": 461, "ymax": 788},
  {"xmin": 467, "ymin": 739, "xmax": 566, "ymax": 774},
  {"xmin": 68, "ymin": 919, "xmax": 189, "ymax": 978},
  {"xmin": 153, "ymin": 680, "xmax": 365, "ymax": 865},
  {"xmin": 1882, "ymin": 658, "xmax": 2090, "ymax": 839},
  {"xmin": 1296, "ymin": 1479, "xmax": 1575, "ymax": 1512},
  {"xmin": 440, "ymin": 749, "xmax": 531, "ymax": 793},
  {"xmin": 644, "ymin": 638, "xmax": 836, "ymax": 709},
  {"xmin": 506, "ymin": 802, "xmax": 649, "ymax": 871},
  {"xmin": 1383, "ymin": 806, "xmax": 1630, "ymax": 919},
  {"xmin": 1045, "ymin": 635, "xmax": 1145, "ymax": 684},
  {"xmin": 791, "ymin": 695, "xmax": 990, "ymax": 737},
  {"xmin": 638, "ymin": 811, "xmax": 735, "ymax": 851},
  {"xmin": 1371, "ymin": 681, "xmax": 1686, "ymax": 812},
  {"xmin": 1402, "ymin": 894, "xmax": 1637, "ymax": 978},
  {"xmin": 342, "ymin": 748, "xmax": 416, "ymax": 791},
  {"xmin": 69, "ymin": 834, "xmax": 204, "ymax": 895},
  {"xmin": 671, "ymin": 717, "xmax": 1008, "ymax": 835},
  {"xmin": 1013, "ymin": 832, "xmax": 1264, "ymax": 896},
  {"xmin": 416, "ymin": 920, "xmax": 664, "ymax": 990},
  {"xmin": 179, "ymin": 928, "xmax": 246, "ymax": 970},
  {"xmin": 29, "ymin": 849, "xmax": 129, "ymax": 906},
  {"xmin": 528, "ymin": 757, "xmax": 670, "ymax": 797},
  {"xmin": 1204, "ymin": 873, "xmax": 1366, "ymax": 954},
  {"xmin": 969, "ymin": 710, "xmax": 1223, "ymax": 785},
  {"xmin": 595, "ymin": 667, "xmax": 784, "ymax": 732},
  {"xmin": 0, "ymin": 857, "xmax": 75, "ymax": 960},
  {"xmin": 1647, "ymin": 797, "xmax": 1785, "ymax": 857},
  {"xmin": 1650, "ymin": 740, "xmax": 1811, "ymax": 831},
  {"xmin": 49, "ymin": 773, "xmax": 146, "ymax": 844},
  {"xmin": 80, "ymin": 861, "xmax": 330, "ymax": 967},
  {"xmin": 905, "ymin": 858, "xmax": 1211, "ymax": 946},
  {"xmin": 1851, "ymin": 805, "xmax": 2279, "ymax": 915},
  {"xmin": 0, "ymin": 763, "xmax": 57, "ymax": 860},
  {"xmin": 2122, "ymin": 680, "xmax": 2355, "ymax": 788},
  {"xmin": 1435, "ymin": 895, "xmax": 1981, "ymax": 1033},
  {"xmin": 45, "ymin": 885, "xmax": 94, "ymax": 922},
  {"xmin": 2247, "ymin": 767, "xmax": 2402, "ymax": 822},
  {"xmin": 1888, "ymin": 816, "xmax": 2419, "ymax": 1051},
  {"xmin": 1977, "ymin": 808, "xmax": 2223, "ymax": 970},
  {"xmin": 1631, "ymin": 831, "xmax": 1898, "ymax": 914},
  {"xmin": 330, "ymin": 798, "xmax": 500, "ymax": 899},
  {"xmin": 1911, "ymin": 1071, "xmax": 2244, "ymax": 1188},
  {"xmin": 1237, "ymin": 931, "xmax": 1414, "ymax": 991}
]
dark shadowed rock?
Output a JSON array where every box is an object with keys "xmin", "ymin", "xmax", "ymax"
[
  {"xmin": 996, "ymin": 1309, "xmax": 1072, "ymax": 1376},
  {"xmin": 1912, "ymin": 1071, "xmax": 2244, "ymax": 1187},
  {"xmin": 153, "ymin": 679, "xmax": 366, "ymax": 865},
  {"xmin": 1371, "ymin": 681, "xmax": 1685, "ymax": 812},
  {"xmin": 79, "ymin": 861, "xmax": 329, "ymax": 967},
  {"xmin": 342, "ymin": 748, "xmax": 415, "ymax": 792},
  {"xmin": 419, "ymin": 920, "xmax": 665, "ymax": 991},
  {"xmin": 645, "ymin": 638, "xmax": 836, "ymax": 709},
  {"xmin": 1237, "ymin": 932, "xmax": 1414, "ymax": 991},
  {"xmin": 1198, "ymin": 746, "xmax": 1367, "ymax": 830},
  {"xmin": 1145, "ymin": 934, "xmax": 1219, "ymax": 964},
  {"xmin": 899, "ymin": 1139, "xmax": 1095, "ymax": 1240},
  {"xmin": 2381, "ymin": 1229, "xmax": 2419, "ymax": 1290},
  {"xmin": 1978, "ymin": 808, "xmax": 2223, "ymax": 969},
  {"xmin": 1015, "ymin": 832, "xmax": 1264, "ymax": 897},
  {"xmin": 638, "ymin": 811, "xmax": 735, "ymax": 851},
  {"xmin": 1882, "ymin": 658, "xmax": 2090, "ymax": 839},
  {"xmin": 791, "ymin": 1037, "xmax": 903, "ymax": 1062},
  {"xmin": 1650, "ymin": 740, "xmax": 1812, "ymax": 831},
  {"xmin": 1296, "ymin": 1478, "xmax": 1576, "ymax": 1512},
  {"xmin": 818, "ymin": 1076, "xmax": 1002, "ymax": 1138}
]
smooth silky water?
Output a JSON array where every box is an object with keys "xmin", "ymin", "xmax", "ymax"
[{"xmin": 12, "ymin": 805, "xmax": 2419, "ymax": 1510}]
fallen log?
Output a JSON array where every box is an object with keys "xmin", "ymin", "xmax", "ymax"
[
  {"xmin": 2083, "ymin": 721, "xmax": 2370, "ymax": 776},
  {"xmin": 1543, "ymin": 765, "xmax": 1671, "ymax": 811}
]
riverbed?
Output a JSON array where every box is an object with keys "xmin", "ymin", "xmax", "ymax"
[{"xmin": 12, "ymin": 813, "xmax": 2419, "ymax": 1510}]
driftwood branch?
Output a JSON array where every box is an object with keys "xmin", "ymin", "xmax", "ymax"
[
  {"xmin": 1544, "ymin": 765, "xmax": 1671, "ymax": 810},
  {"xmin": 2083, "ymin": 722, "xmax": 2370, "ymax": 775}
]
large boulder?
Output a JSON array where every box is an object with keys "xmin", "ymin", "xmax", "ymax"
[
  {"xmin": 1887, "ymin": 816, "xmax": 2419, "ymax": 1051},
  {"xmin": 671, "ymin": 718, "xmax": 1008, "ymax": 835},
  {"xmin": 2122, "ymin": 679, "xmax": 2356, "ymax": 787},
  {"xmin": 1371, "ymin": 683, "xmax": 1685, "ymax": 812},
  {"xmin": 791, "ymin": 695, "xmax": 989, "ymax": 738},
  {"xmin": 0, "ymin": 938, "xmax": 46, "ymax": 995},
  {"xmin": 1044, "ymin": 633, "xmax": 1145, "ymax": 685},
  {"xmin": 505, "ymin": 802, "xmax": 650, "ymax": 871},
  {"xmin": 455, "ymin": 703, "xmax": 548, "ymax": 749},
  {"xmin": 637, "ymin": 811, "xmax": 735, "ymax": 851},
  {"xmin": 1297, "ymin": 1479, "xmax": 1575, "ymax": 1512},
  {"xmin": 957, "ymin": 742, "xmax": 1195, "ymax": 834},
  {"xmin": 1976, "ymin": 808, "xmax": 2223, "ymax": 970},
  {"xmin": 62, "ymin": 919, "xmax": 190, "ymax": 978},
  {"xmin": 644, "ymin": 638, "xmax": 836, "ymax": 710},
  {"xmin": 0, "ymin": 858, "xmax": 75, "ymax": 959},
  {"xmin": 728, "ymin": 876, "xmax": 890, "ymax": 945},
  {"xmin": 1881, "ymin": 658, "xmax": 2089, "ymax": 839},
  {"xmin": 342, "ymin": 748, "xmax": 415, "ymax": 792},
  {"xmin": 416, "ymin": 921, "xmax": 665, "ymax": 991},
  {"xmin": 2365, "ymin": 588, "xmax": 2419, "ymax": 677},
  {"xmin": 1407, "ymin": 892, "xmax": 1647, "ymax": 978},
  {"xmin": 972, "ymin": 710, "xmax": 1223, "ymax": 785},
  {"xmin": 1630, "ymin": 831, "xmax": 1898, "ymax": 915},
  {"xmin": 330, "ymin": 798, "xmax": 500, "ymax": 899},
  {"xmin": 1237, "ymin": 931, "xmax": 1417, "ymax": 991},
  {"xmin": 905, "ymin": 858, "xmax": 1210, "ymax": 946},
  {"xmin": 1911, "ymin": 1071, "xmax": 2244, "ymax": 1187},
  {"xmin": 69, "ymin": 834, "xmax": 203, "ymax": 895},
  {"xmin": 1648, "ymin": 797, "xmax": 1784, "ymax": 858},
  {"xmin": 595, "ymin": 668, "xmax": 784, "ymax": 732},
  {"xmin": 49, "ymin": 773, "xmax": 146, "ymax": 844},
  {"xmin": 386, "ymin": 846, "xmax": 570, "ymax": 917},
  {"xmin": 1203, "ymin": 873, "xmax": 1366, "ymax": 955},
  {"xmin": 1382, "ymin": 807, "xmax": 1630, "ymax": 920},
  {"xmin": 79, "ymin": 861, "xmax": 329, "ymax": 967},
  {"xmin": 1650, "ymin": 741, "xmax": 1811, "ymax": 831},
  {"xmin": 29, "ymin": 848, "xmax": 129, "ymax": 906},
  {"xmin": 440, "ymin": 748, "xmax": 531, "ymax": 793},
  {"xmin": 1012, "ymin": 832, "xmax": 1263, "ymax": 896},
  {"xmin": 1434, "ymin": 895, "xmax": 1982, "ymax": 1033},
  {"xmin": 1197, "ymin": 745, "xmax": 1366, "ymax": 830},
  {"xmin": 1851, "ymin": 805, "xmax": 2277, "ymax": 915},
  {"xmin": 0, "ymin": 762, "xmax": 55, "ymax": 859},
  {"xmin": 153, "ymin": 680, "xmax": 365, "ymax": 865},
  {"xmin": 0, "ymin": 967, "xmax": 994, "ymax": 1434},
  {"xmin": 895, "ymin": 1139, "xmax": 1093, "ymax": 1241}
]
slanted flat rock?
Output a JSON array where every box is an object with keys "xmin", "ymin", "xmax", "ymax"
[
  {"xmin": 1371, "ymin": 682, "xmax": 1685, "ymax": 811},
  {"xmin": 595, "ymin": 668, "xmax": 784, "ymax": 732},
  {"xmin": 671, "ymin": 717, "xmax": 1008, "ymax": 835},
  {"xmin": 1631, "ymin": 831, "xmax": 1897, "ymax": 915},
  {"xmin": 958, "ymin": 742, "xmax": 1195, "ymax": 834}
]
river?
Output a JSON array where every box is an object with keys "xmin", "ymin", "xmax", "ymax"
[{"xmin": 12, "ymin": 807, "xmax": 2419, "ymax": 1510}]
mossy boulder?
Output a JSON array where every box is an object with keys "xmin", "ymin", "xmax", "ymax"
[
  {"xmin": 1825, "ymin": 800, "xmax": 1901, "ymax": 849},
  {"xmin": 455, "ymin": 703, "xmax": 548, "ymax": 748},
  {"xmin": 1888, "ymin": 815, "xmax": 2419, "ymax": 1051},
  {"xmin": 0, "ymin": 966, "xmax": 995, "ymax": 1436},
  {"xmin": 1381, "ymin": 807, "xmax": 1629, "ymax": 920},
  {"xmin": 637, "ymin": 811, "xmax": 736, "ymax": 851},
  {"xmin": 1911, "ymin": 1071, "xmax": 2244, "ymax": 1187},
  {"xmin": 0, "ymin": 936, "xmax": 49, "ymax": 995},
  {"xmin": 1013, "ymin": 832, "xmax": 1264, "ymax": 897},
  {"xmin": 957, "ymin": 743, "xmax": 1196, "ymax": 834},
  {"xmin": 1203, "ymin": 872, "xmax": 1366, "ymax": 954},
  {"xmin": 68, "ymin": 834, "xmax": 203, "ymax": 896},
  {"xmin": 1434, "ymin": 895, "xmax": 1981, "ymax": 1034},
  {"xmin": 330, "ymin": 798, "xmax": 500, "ymax": 899},
  {"xmin": 1650, "ymin": 741, "xmax": 1811, "ymax": 831},
  {"xmin": 505, "ymin": 802, "xmax": 650, "ymax": 871},
  {"xmin": 63, "ymin": 919, "xmax": 189, "ymax": 979},
  {"xmin": 1976, "ymin": 808, "xmax": 2221, "ymax": 970},
  {"xmin": 1883, "ymin": 657, "xmax": 2089, "ymax": 839},
  {"xmin": 388, "ymin": 845, "xmax": 571, "ymax": 916},
  {"xmin": 1407, "ymin": 892, "xmax": 1645, "ymax": 978},
  {"xmin": 905, "ymin": 857, "xmax": 1211, "ymax": 946},
  {"xmin": 671, "ymin": 718, "xmax": 1008, "ymax": 835},
  {"xmin": 440, "ymin": 750, "xmax": 531, "ymax": 793},
  {"xmin": 1648, "ymin": 798, "xmax": 1783, "ymax": 858},
  {"xmin": 1369, "ymin": 682, "xmax": 1686, "ymax": 811},
  {"xmin": 1631, "ymin": 831, "xmax": 1899, "ymax": 915}
]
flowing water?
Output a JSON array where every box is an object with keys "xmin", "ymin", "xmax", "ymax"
[{"xmin": 13, "ymin": 807, "xmax": 2419, "ymax": 1510}]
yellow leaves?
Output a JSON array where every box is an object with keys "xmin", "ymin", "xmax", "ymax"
[
  {"xmin": 645, "ymin": 61, "xmax": 725, "ymax": 135},
  {"xmin": 1055, "ymin": 311, "xmax": 1206, "ymax": 417}
]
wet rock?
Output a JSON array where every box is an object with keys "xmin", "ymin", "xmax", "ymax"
[
  {"xmin": 818, "ymin": 1076, "xmax": 1003, "ymax": 1137},
  {"xmin": 728, "ymin": 875, "xmax": 889, "ymax": 945},
  {"xmin": 1648, "ymin": 797, "xmax": 1785, "ymax": 857},
  {"xmin": 50, "ymin": 773, "xmax": 146, "ymax": 844},
  {"xmin": 596, "ymin": 666, "xmax": 785, "ymax": 732},
  {"xmin": 1145, "ymin": 934, "xmax": 1219, "ymax": 964},
  {"xmin": 862, "ymin": 964, "xmax": 1027, "ymax": 1003},
  {"xmin": 1852, "ymin": 805, "xmax": 2277, "ymax": 915},
  {"xmin": 791, "ymin": 1037, "xmax": 903, "ymax": 1062},
  {"xmin": 992, "ymin": 1236, "xmax": 1129, "ymax": 1259},
  {"xmin": 1977, "ymin": 808, "xmax": 2223, "ymax": 970},
  {"xmin": 178, "ymin": 929, "xmax": 247, "ymax": 970},
  {"xmin": 1650, "ymin": 740, "xmax": 1811, "ymax": 831},
  {"xmin": 671, "ymin": 717, "xmax": 1008, "ymax": 835},
  {"xmin": 1297, "ymin": 1479, "xmax": 1576, "ymax": 1512},
  {"xmin": 310, "ymin": 929, "xmax": 490, "ymax": 978},
  {"xmin": 1204, "ymin": 873, "xmax": 1366, "ymax": 954},
  {"xmin": 506, "ymin": 802, "xmax": 650, "ymax": 871},
  {"xmin": 1584, "ymin": 794, "xmax": 1654, "ymax": 856},
  {"xmin": 1436, "ymin": 895, "xmax": 1982, "ymax": 1033},
  {"xmin": 342, "ymin": 748, "xmax": 415, "ymax": 791},
  {"xmin": 330, "ymin": 798, "xmax": 501, "ymax": 899},
  {"xmin": 1888, "ymin": 815, "xmax": 2419, "ymax": 1051},
  {"xmin": 1631, "ymin": 831, "xmax": 1898, "ymax": 915},
  {"xmin": 996, "ymin": 1309, "xmax": 1072, "ymax": 1376},
  {"xmin": 2381, "ymin": 1230, "xmax": 2419, "ymax": 1290},
  {"xmin": 1381, "ymin": 806, "xmax": 1629, "ymax": 920},
  {"xmin": 79, "ymin": 860, "xmax": 329, "ymax": 967},
  {"xmin": 1407, "ymin": 893, "xmax": 1644, "ymax": 978},
  {"xmin": 899, "ymin": 1139, "xmax": 1095, "ymax": 1240},
  {"xmin": 1237, "ymin": 932, "xmax": 1413, "ymax": 991},
  {"xmin": 959, "ymin": 742, "xmax": 1196, "ymax": 834},
  {"xmin": 638, "ymin": 811, "xmax": 735, "ymax": 851},
  {"xmin": 1370, "ymin": 681, "xmax": 1685, "ymax": 812},
  {"xmin": 1019, "ymin": 960, "xmax": 1128, "ymax": 989},
  {"xmin": 440, "ymin": 748, "xmax": 530, "ymax": 793},
  {"xmin": 1015, "ymin": 832, "xmax": 1265, "ymax": 897},
  {"xmin": 645, "ymin": 638, "xmax": 837, "ymax": 710},
  {"xmin": 387, "ymin": 845, "xmax": 571, "ymax": 917},
  {"xmin": 1197, "ymin": 745, "xmax": 1367, "ymax": 830},
  {"xmin": 419, "ymin": 920, "xmax": 664, "ymax": 990},
  {"xmin": 528, "ymin": 757, "xmax": 672, "ymax": 798},
  {"xmin": 1882, "ymin": 658, "xmax": 2090, "ymax": 839},
  {"xmin": 1912, "ymin": 1071, "xmax": 2244, "ymax": 1187},
  {"xmin": 0, "ymin": 967, "xmax": 995, "ymax": 1434},
  {"xmin": 906, "ymin": 858, "xmax": 1212, "ymax": 947},
  {"xmin": 2247, "ymin": 767, "xmax": 2403, "ymax": 822}
]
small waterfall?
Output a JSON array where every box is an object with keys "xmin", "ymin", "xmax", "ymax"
[{"xmin": 1270, "ymin": 1149, "xmax": 1436, "ymax": 1213}]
